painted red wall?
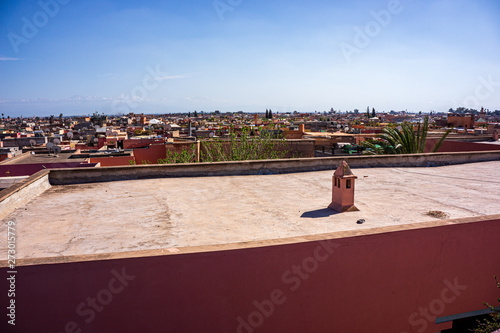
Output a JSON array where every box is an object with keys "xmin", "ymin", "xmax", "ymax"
[
  {"xmin": 133, "ymin": 144, "xmax": 167, "ymax": 164},
  {"xmin": 1, "ymin": 218, "xmax": 499, "ymax": 333},
  {"xmin": 88, "ymin": 156, "xmax": 135, "ymax": 167},
  {"xmin": 0, "ymin": 162, "xmax": 98, "ymax": 177},
  {"xmin": 425, "ymin": 139, "xmax": 500, "ymax": 153},
  {"xmin": 123, "ymin": 138, "xmax": 164, "ymax": 149},
  {"xmin": 447, "ymin": 115, "xmax": 474, "ymax": 129},
  {"xmin": 97, "ymin": 137, "xmax": 106, "ymax": 149}
]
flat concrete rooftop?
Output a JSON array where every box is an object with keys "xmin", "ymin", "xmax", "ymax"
[
  {"xmin": 1, "ymin": 161, "xmax": 499, "ymax": 260},
  {"xmin": 3, "ymin": 151, "xmax": 88, "ymax": 164}
]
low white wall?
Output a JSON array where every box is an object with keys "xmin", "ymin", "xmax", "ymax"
[{"xmin": 0, "ymin": 170, "xmax": 51, "ymax": 220}]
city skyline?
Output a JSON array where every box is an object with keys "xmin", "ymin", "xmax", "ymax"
[{"xmin": 1, "ymin": 0, "xmax": 500, "ymax": 117}]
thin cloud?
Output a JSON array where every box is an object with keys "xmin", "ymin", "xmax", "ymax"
[
  {"xmin": 0, "ymin": 57, "xmax": 20, "ymax": 61},
  {"xmin": 100, "ymin": 73, "xmax": 118, "ymax": 78},
  {"xmin": 155, "ymin": 73, "xmax": 192, "ymax": 81},
  {"xmin": 0, "ymin": 96, "xmax": 112, "ymax": 104}
]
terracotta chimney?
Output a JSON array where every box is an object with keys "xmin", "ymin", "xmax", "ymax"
[{"xmin": 328, "ymin": 161, "xmax": 359, "ymax": 212}]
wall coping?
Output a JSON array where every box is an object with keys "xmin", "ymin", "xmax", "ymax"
[
  {"xmin": 0, "ymin": 169, "xmax": 50, "ymax": 202},
  {"xmin": 0, "ymin": 151, "xmax": 31, "ymax": 165},
  {"xmin": 47, "ymin": 150, "xmax": 500, "ymax": 185},
  {"xmin": 3, "ymin": 214, "xmax": 498, "ymax": 268}
]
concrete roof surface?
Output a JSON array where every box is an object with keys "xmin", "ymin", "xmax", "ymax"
[
  {"xmin": 7, "ymin": 152, "xmax": 88, "ymax": 164},
  {"xmin": 1, "ymin": 161, "xmax": 499, "ymax": 260}
]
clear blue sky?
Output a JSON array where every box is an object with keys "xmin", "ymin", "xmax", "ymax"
[{"xmin": 1, "ymin": 0, "xmax": 499, "ymax": 117}]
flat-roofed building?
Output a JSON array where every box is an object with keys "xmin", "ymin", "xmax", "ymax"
[{"xmin": 1, "ymin": 155, "xmax": 499, "ymax": 333}]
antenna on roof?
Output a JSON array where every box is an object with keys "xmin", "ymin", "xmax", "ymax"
[
  {"xmin": 46, "ymin": 142, "xmax": 54, "ymax": 155},
  {"xmin": 53, "ymin": 145, "xmax": 61, "ymax": 157},
  {"xmin": 50, "ymin": 139, "xmax": 61, "ymax": 156}
]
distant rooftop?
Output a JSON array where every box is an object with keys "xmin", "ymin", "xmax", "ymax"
[
  {"xmin": 6, "ymin": 151, "xmax": 88, "ymax": 164},
  {"xmin": 1, "ymin": 161, "xmax": 498, "ymax": 261}
]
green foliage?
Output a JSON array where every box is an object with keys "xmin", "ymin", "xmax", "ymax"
[
  {"xmin": 128, "ymin": 159, "xmax": 151, "ymax": 165},
  {"xmin": 470, "ymin": 276, "xmax": 500, "ymax": 333},
  {"xmin": 134, "ymin": 129, "xmax": 150, "ymax": 136},
  {"xmin": 158, "ymin": 145, "xmax": 196, "ymax": 164},
  {"xmin": 361, "ymin": 116, "xmax": 452, "ymax": 155},
  {"xmin": 201, "ymin": 128, "xmax": 287, "ymax": 162},
  {"xmin": 90, "ymin": 111, "xmax": 106, "ymax": 126},
  {"xmin": 135, "ymin": 129, "xmax": 290, "ymax": 165},
  {"xmin": 128, "ymin": 160, "xmax": 151, "ymax": 165}
]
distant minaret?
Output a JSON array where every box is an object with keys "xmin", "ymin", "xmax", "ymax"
[{"xmin": 328, "ymin": 161, "xmax": 359, "ymax": 212}]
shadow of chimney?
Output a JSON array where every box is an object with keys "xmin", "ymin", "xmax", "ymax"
[{"xmin": 301, "ymin": 208, "xmax": 340, "ymax": 219}]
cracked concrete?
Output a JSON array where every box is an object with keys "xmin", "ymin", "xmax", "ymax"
[{"xmin": 0, "ymin": 161, "xmax": 499, "ymax": 260}]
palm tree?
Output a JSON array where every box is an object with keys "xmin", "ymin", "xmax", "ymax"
[{"xmin": 362, "ymin": 116, "xmax": 452, "ymax": 154}]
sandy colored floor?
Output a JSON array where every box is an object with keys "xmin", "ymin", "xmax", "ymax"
[{"xmin": 1, "ymin": 161, "xmax": 499, "ymax": 259}]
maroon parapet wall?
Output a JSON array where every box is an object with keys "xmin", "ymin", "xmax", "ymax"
[
  {"xmin": 0, "ymin": 162, "xmax": 98, "ymax": 177},
  {"xmin": 1, "ymin": 217, "xmax": 499, "ymax": 333},
  {"xmin": 425, "ymin": 139, "xmax": 500, "ymax": 153}
]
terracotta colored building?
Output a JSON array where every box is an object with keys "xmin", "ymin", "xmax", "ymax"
[{"xmin": 447, "ymin": 114, "xmax": 474, "ymax": 129}]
